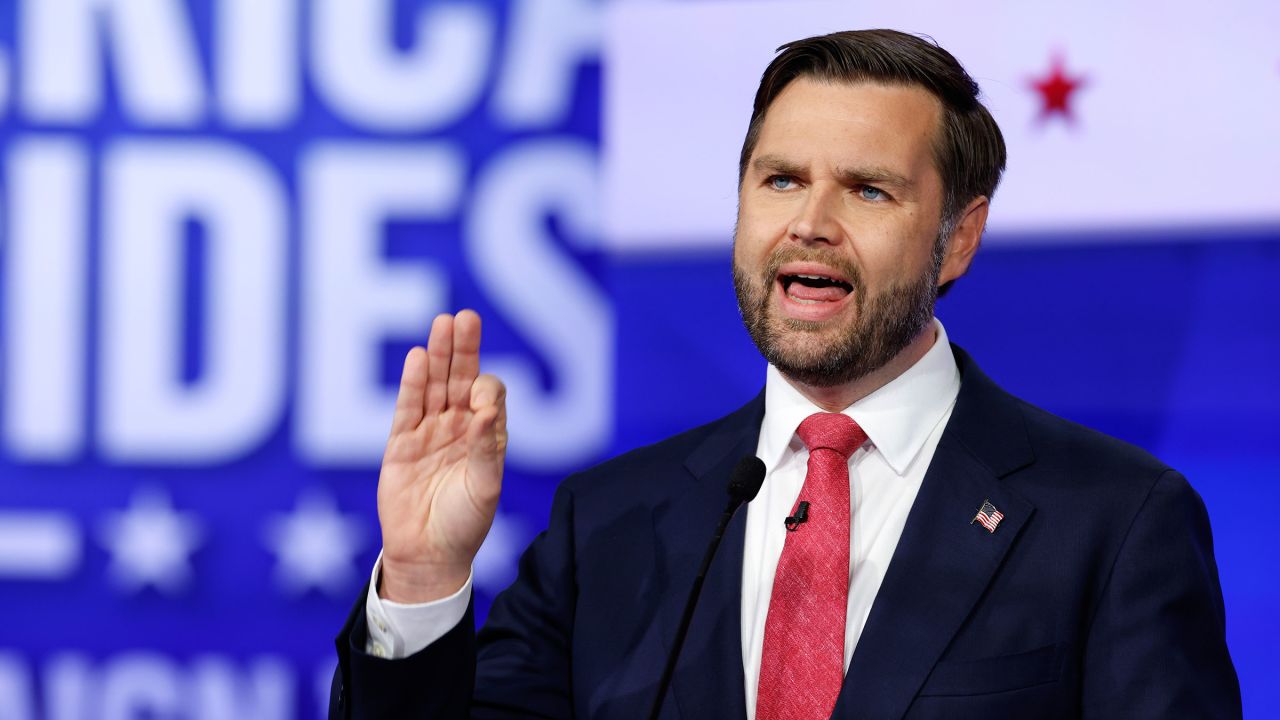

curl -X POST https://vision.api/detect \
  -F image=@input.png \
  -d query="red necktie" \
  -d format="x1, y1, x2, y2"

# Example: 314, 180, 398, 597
756, 412, 867, 720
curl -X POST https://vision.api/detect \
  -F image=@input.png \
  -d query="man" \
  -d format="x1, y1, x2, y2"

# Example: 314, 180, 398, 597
331, 30, 1240, 719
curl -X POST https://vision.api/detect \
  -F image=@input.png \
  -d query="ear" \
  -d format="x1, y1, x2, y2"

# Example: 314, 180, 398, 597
938, 195, 989, 287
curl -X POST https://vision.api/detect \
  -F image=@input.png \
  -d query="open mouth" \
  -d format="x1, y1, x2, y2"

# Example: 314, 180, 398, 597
779, 273, 854, 304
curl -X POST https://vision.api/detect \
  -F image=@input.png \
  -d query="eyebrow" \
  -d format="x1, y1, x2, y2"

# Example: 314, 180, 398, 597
752, 154, 915, 192
752, 154, 805, 178
836, 166, 915, 192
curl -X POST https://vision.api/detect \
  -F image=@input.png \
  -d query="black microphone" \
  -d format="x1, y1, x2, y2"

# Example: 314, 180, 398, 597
784, 501, 810, 531
648, 456, 766, 720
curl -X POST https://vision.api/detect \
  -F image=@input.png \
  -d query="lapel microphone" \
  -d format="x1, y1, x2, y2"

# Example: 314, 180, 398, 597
648, 456, 766, 720
784, 501, 810, 531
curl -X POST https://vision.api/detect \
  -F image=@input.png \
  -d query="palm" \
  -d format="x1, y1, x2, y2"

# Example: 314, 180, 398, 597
376, 311, 507, 602
380, 408, 490, 563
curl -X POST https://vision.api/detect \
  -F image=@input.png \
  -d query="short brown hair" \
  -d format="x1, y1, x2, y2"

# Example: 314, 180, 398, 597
738, 29, 1006, 243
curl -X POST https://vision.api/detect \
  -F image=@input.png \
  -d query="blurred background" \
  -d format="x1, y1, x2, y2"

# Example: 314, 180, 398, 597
0, 0, 1275, 717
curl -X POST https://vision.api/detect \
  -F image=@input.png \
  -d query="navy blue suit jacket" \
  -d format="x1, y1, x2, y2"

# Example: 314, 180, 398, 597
331, 346, 1240, 719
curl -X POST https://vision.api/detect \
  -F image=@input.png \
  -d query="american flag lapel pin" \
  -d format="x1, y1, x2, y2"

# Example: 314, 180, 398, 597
971, 499, 1004, 534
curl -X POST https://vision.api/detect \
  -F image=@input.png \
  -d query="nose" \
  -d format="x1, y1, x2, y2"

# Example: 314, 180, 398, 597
787, 185, 842, 245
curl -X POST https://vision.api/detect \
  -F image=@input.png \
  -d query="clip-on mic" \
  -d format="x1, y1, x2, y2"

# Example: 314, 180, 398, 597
784, 501, 810, 531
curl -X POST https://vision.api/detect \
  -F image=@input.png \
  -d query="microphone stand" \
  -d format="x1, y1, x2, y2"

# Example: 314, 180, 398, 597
647, 456, 763, 720
646, 499, 741, 720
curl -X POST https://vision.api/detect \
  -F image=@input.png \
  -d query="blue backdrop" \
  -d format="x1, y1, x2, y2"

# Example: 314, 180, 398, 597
0, 1, 1275, 718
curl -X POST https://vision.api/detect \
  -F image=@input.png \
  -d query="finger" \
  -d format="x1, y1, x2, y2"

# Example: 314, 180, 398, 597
424, 313, 454, 417
473, 374, 508, 447
466, 404, 506, 506
390, 346, 427, 433
448, 309, 482, 411
470, 373, 505, 412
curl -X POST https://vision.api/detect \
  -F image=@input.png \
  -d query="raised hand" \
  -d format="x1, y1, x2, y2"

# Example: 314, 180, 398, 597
376, 310, 507, 603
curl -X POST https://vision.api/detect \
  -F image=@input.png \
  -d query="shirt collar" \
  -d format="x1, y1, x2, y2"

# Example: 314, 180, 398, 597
757, 319, 961, 476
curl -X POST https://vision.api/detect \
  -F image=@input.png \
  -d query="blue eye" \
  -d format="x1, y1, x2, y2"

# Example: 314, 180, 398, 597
768, 175, 795, 190
860, 186, 885, 201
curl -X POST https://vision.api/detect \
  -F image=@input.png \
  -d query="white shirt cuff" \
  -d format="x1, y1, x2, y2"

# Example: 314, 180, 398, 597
364, 550, 473, 660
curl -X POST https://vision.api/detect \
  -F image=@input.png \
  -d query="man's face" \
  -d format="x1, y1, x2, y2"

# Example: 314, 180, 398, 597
733, 78, 949, 388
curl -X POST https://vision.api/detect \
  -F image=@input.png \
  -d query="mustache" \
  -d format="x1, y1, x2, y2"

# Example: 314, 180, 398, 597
761, 246, 865, 294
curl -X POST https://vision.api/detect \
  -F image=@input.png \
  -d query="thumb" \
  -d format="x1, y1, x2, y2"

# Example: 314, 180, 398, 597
466, 373, 506, 502
467, 404, 503, 458
466, 404, 505, 505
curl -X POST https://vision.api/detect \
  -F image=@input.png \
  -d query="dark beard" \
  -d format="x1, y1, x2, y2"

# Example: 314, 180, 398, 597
733, 242, 941, 388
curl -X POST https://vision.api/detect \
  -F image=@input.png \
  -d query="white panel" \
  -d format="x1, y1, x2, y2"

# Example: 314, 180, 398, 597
603, 0, 1280, 250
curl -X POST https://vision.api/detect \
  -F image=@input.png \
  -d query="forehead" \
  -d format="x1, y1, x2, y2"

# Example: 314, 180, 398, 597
753, 78, 943, 179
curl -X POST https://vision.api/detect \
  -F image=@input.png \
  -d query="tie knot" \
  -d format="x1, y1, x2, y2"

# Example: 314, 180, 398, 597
796, 412, 867, 460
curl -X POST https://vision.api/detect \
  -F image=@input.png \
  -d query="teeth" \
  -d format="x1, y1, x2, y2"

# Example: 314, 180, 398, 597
796, 274, 833, 281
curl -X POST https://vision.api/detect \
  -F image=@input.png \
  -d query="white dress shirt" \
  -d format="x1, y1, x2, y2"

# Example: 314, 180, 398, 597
741, 320, 959, 718
366, 321, 960, 717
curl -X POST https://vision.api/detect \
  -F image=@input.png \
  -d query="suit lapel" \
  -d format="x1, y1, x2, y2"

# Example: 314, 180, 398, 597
650, 393, 765, 720
835, 346, 1037, 720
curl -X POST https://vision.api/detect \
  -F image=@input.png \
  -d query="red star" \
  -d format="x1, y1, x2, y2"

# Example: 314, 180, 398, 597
1028, 54, 1087, 125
